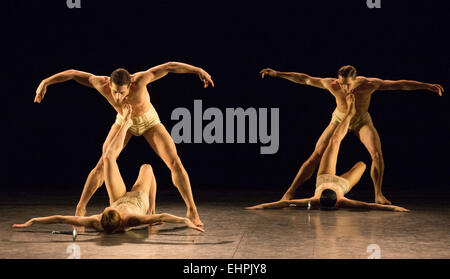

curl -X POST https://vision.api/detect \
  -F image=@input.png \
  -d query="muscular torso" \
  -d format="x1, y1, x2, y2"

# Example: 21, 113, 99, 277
324, 77, 378, 117
95, 76, 152, 117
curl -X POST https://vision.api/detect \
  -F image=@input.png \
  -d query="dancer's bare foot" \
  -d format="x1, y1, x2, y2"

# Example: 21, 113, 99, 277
186, 209, 204, 227
346, 93, 356, 117
75, 206, 86, 217
122, 103, 133, 127
184, 218, 205, 232
280, 191, 295, 201
375, 194, 392, 205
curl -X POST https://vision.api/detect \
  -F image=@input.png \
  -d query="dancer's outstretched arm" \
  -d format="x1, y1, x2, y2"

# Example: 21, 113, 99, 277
134, 62, 214, 88
35, 70, 105, 103
369, 78, 444, 96
12, 215, 100, 229
126, 213, 205, 232
246, 198, 317, 210
260, 68, 332, 90
338, 198, 409, 212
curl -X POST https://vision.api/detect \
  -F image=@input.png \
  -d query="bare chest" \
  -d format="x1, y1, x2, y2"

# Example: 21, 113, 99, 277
330, 87, 373, 113
124, 88, 149, 106
105, 87, 151, 116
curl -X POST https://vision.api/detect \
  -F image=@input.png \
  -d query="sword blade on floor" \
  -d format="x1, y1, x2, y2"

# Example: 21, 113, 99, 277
51, 228, 78, 241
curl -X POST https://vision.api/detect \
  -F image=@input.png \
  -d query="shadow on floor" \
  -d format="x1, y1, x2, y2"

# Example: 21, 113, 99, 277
10, 226, 234, 247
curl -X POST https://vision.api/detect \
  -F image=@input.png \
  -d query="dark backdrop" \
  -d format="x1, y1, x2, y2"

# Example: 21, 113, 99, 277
3, 1, 450, 198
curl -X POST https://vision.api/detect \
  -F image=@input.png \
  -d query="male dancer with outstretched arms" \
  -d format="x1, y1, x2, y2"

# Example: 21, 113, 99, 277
35, 62, 214, 226
260, 65, 443, 204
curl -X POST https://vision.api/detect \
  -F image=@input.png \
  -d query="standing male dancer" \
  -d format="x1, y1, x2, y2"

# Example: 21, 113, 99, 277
35, 62, 214, 226
13, 104, 205, 233
260, 65, 443, 204
246, 94, 409, 212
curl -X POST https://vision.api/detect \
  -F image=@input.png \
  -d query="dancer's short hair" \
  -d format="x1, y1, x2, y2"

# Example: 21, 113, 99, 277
110, 68, 131, 86
101, 209, 121, 233
320, 189, 338, 209
338, 65, 357, 78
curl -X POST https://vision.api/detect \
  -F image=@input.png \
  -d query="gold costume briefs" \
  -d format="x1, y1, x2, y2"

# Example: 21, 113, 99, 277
331, 108, 372, 132
115, 103, 161, 136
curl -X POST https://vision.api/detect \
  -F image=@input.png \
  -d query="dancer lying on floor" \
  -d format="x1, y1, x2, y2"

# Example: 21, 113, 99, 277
246, 94, 409, 212
13, 104, 204, 233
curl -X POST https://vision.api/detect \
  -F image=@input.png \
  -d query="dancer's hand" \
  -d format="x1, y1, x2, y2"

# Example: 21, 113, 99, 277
427, 83, 444, 96
390, 205, 410, 212
34, 80, 48, 103
197, 69, 214, 88
260, 68, 278, 78
12, 219, 35, 228
245, 204, 264, 210
184, 218, 205, 232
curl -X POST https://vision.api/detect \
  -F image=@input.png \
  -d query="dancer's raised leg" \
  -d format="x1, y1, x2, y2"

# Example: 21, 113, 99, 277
102, 104, 134, 204
317, 94, 356, 176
